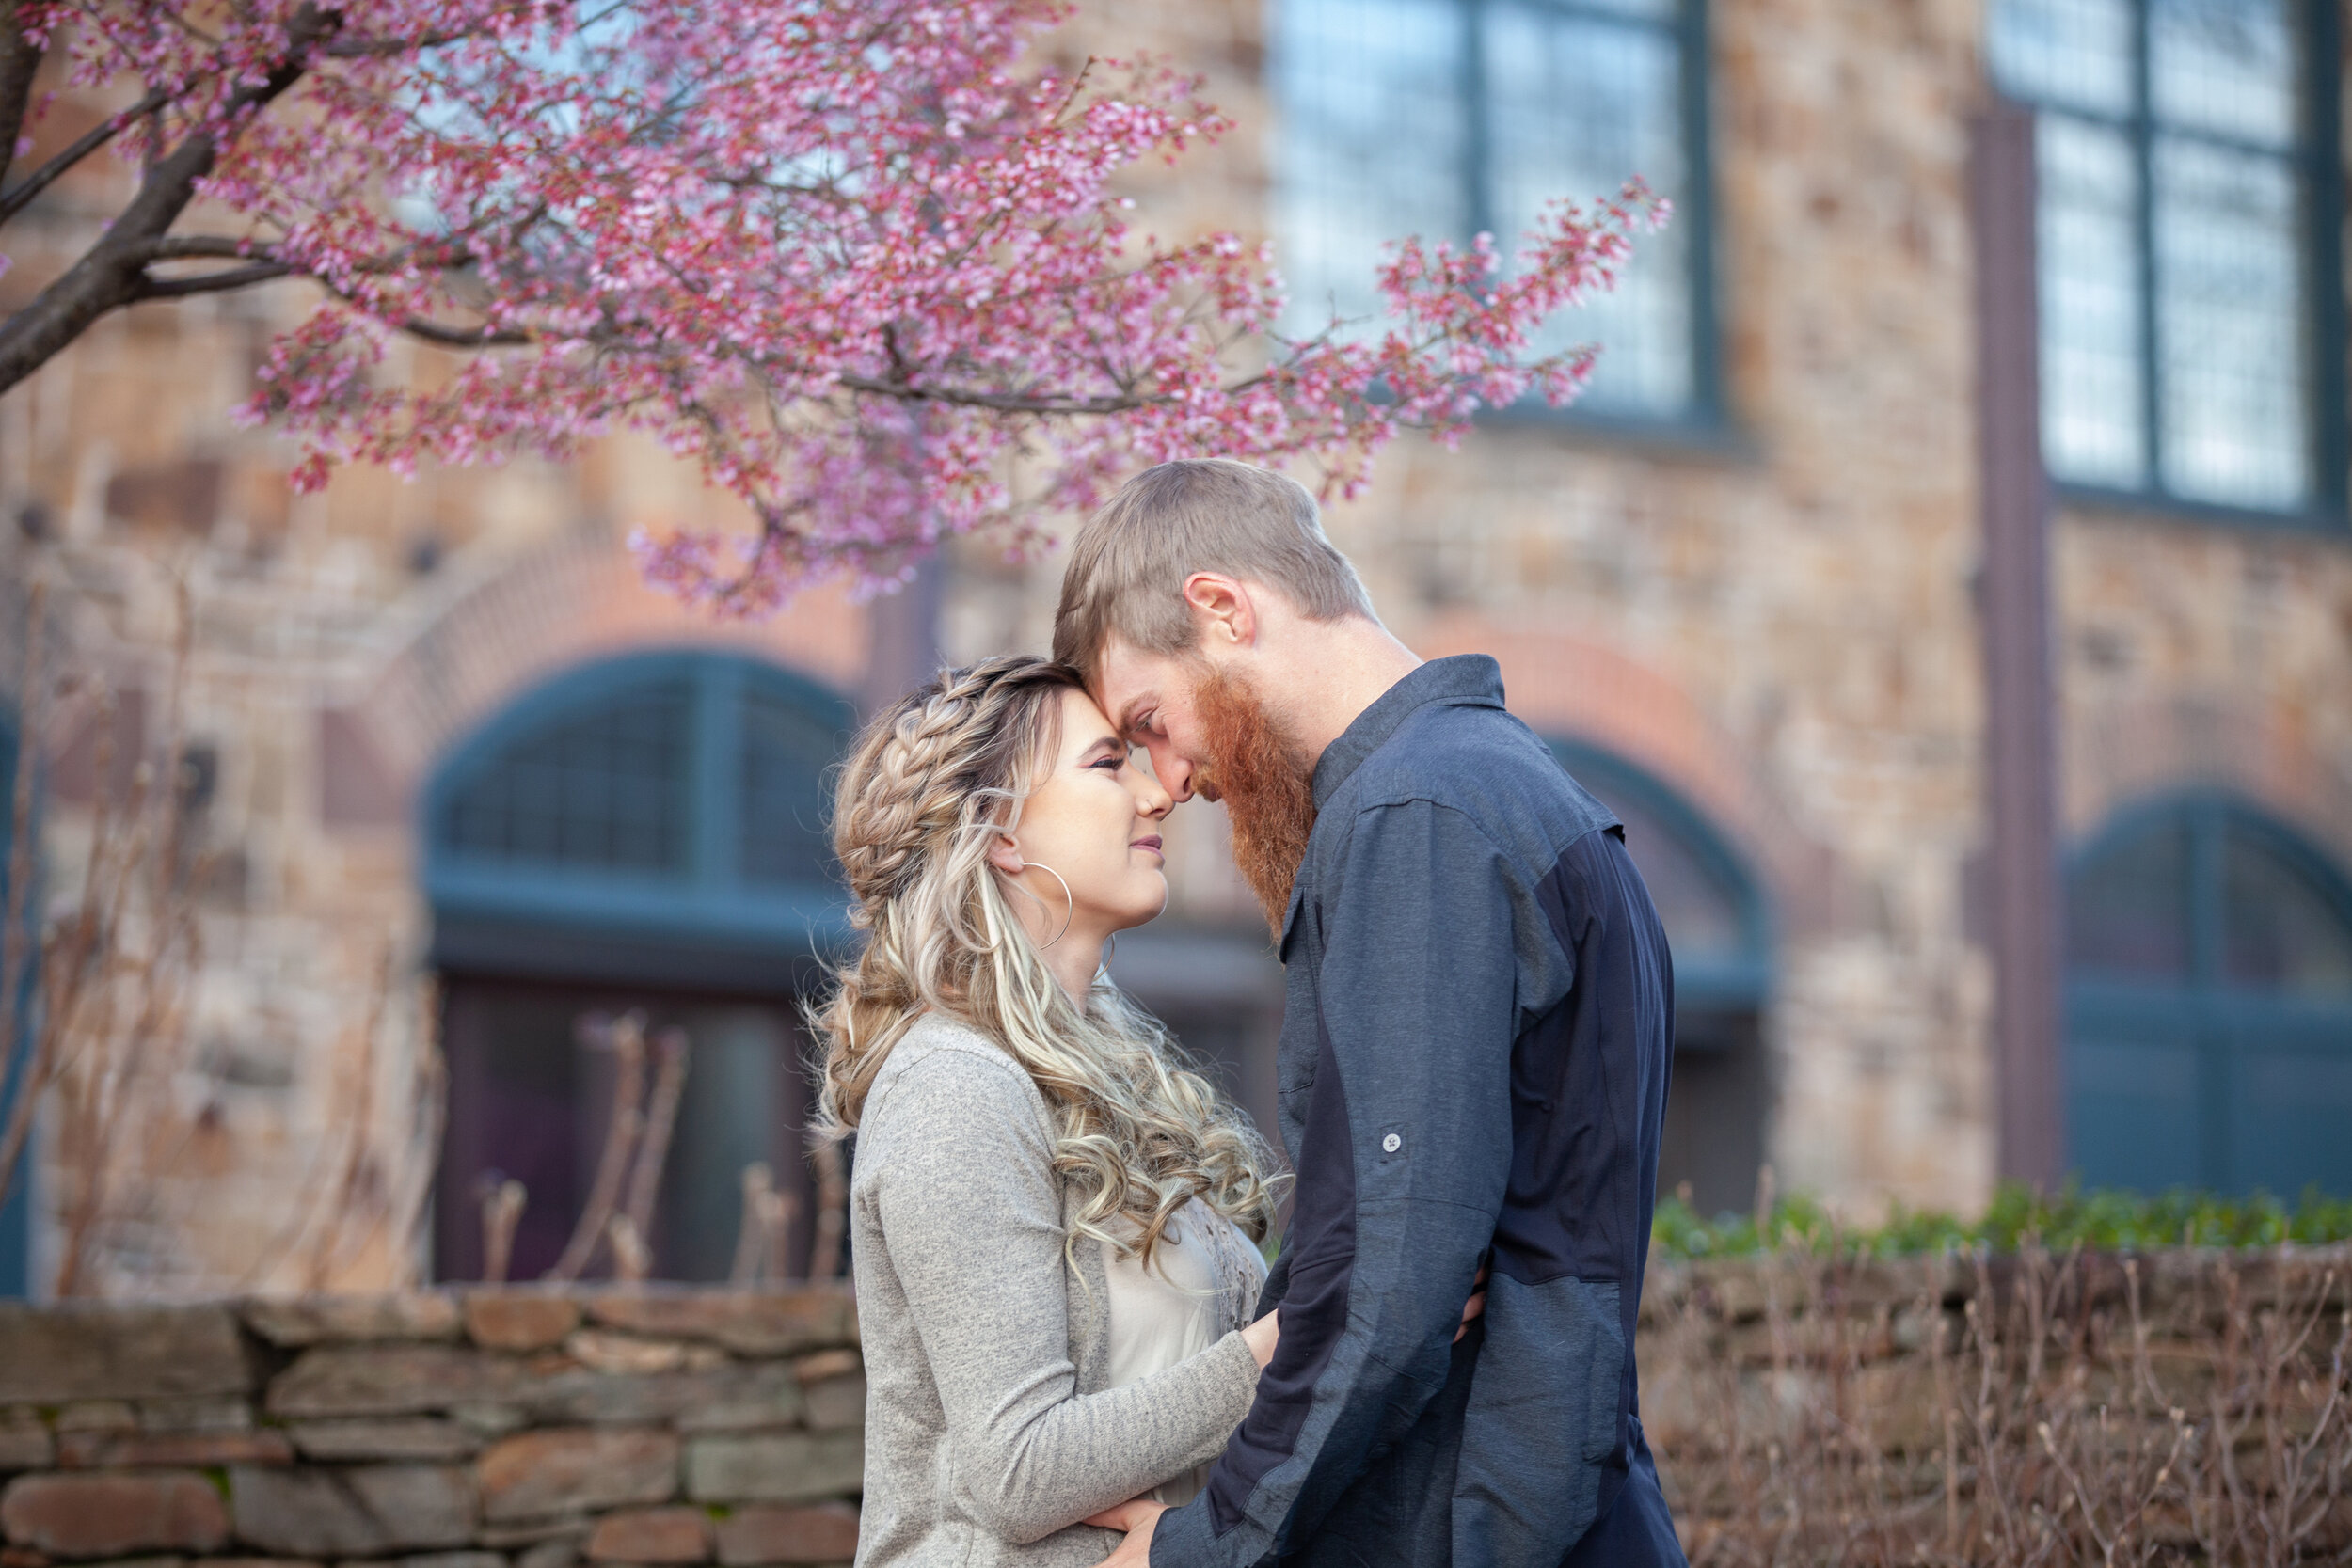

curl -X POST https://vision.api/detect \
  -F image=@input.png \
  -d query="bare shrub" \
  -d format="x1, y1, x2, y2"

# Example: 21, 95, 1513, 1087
1646, 1241, 2351, 1566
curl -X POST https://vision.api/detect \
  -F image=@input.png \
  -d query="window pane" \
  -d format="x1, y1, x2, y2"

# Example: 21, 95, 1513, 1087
1274, 0, 1471, 340
1483, 6, 1692, 413
2151, 0, 2296, 149
2153, 135, 2309, 507
2038, 115, 2149, 487
2069, 816, 2192, 982
740, 686, 839, 887
1990, 0, 2137, 117
444, 678, 692, 874
1563, 0, 1677, 17
2221, 823, 2352, 998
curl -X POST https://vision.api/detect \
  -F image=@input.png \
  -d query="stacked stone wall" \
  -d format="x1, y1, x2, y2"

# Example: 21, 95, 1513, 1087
0, 1290, 862, 1568
5, 1252, 2348, 1568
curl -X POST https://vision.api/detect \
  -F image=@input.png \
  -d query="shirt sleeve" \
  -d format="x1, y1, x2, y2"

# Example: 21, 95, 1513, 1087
1152, 799, 1521, 1568
874, 1050, 1263, 1544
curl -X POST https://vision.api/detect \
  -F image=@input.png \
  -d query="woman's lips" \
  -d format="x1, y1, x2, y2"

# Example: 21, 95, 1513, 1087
1131, 835, 1164, 855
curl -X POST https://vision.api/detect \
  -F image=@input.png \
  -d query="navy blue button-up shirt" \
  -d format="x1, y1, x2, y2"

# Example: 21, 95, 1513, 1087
1150, 656, 1683, 1568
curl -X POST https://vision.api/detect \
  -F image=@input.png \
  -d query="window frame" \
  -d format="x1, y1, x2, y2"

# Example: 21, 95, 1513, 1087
1998, 0, 2348, 532
2066, 787, 2352, 1004
421, 650, 856, 976
2063, 788, 2352, 1195
1273, 0, 1727, 437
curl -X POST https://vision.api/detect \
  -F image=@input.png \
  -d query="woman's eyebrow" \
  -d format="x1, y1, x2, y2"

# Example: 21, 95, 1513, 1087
1076, 733, 1123, 762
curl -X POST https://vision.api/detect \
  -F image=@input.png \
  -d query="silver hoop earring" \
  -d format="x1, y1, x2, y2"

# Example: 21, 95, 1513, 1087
1021, 862, 1075, 949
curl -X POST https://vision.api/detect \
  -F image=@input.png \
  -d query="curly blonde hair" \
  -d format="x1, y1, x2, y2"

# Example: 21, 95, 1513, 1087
812, 654, 1284, 1266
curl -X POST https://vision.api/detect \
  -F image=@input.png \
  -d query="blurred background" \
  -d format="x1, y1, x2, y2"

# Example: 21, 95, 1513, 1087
2, 0, 2348, 1298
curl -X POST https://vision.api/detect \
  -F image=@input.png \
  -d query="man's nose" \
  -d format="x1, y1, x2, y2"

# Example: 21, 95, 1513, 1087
1155, 748, 1196, 802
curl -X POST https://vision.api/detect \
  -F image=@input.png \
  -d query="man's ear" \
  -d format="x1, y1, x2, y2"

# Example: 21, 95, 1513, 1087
1183, 573, 1257, 650
986, 830, 1025, 877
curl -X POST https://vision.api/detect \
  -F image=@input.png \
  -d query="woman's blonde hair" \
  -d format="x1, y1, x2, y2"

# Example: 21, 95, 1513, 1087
812, 654, 1284, 1266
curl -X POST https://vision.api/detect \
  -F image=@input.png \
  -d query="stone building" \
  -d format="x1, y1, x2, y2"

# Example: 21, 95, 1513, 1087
3, 0, 2349, 1296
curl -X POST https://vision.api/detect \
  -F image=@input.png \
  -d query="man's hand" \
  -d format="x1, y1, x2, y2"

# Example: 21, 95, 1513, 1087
1085, 1498, 1165, 1568
1454, 1263, 1489, 1342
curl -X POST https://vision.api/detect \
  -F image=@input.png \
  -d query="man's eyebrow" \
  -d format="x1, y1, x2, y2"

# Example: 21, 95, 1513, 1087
1112, 695, 1152, 736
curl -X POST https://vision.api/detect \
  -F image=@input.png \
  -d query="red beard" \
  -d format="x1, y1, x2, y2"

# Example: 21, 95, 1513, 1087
1191, 665, 1318, 937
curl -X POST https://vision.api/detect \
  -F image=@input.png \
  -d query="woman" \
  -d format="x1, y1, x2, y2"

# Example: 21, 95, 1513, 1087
815, 654, 1286, 1568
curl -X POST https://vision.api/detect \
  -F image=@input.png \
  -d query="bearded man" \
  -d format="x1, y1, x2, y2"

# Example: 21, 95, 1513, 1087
1052, 459, 1687, 1568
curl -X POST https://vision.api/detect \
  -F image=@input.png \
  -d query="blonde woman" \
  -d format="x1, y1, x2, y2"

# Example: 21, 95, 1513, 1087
816, 655, 1286, 1568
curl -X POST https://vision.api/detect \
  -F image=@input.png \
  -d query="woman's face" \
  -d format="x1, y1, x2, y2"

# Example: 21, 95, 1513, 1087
1002, 686, 1174, 937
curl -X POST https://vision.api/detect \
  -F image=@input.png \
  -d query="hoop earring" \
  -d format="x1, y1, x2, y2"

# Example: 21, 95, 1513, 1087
1020, 862, 1075, 950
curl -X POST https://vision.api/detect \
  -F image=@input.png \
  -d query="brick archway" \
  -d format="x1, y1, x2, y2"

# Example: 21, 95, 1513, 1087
318, 536, 869, 831
2065, 694, 2352, 872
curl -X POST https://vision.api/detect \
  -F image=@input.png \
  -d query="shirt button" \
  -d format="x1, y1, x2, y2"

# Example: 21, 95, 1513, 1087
1382, 1133, 1402, 1153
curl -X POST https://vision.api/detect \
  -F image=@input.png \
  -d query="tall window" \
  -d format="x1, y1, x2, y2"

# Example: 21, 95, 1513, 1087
1990, 0, 2342, 516
1273, 0, 1714, 420
423, 652, 854, 1283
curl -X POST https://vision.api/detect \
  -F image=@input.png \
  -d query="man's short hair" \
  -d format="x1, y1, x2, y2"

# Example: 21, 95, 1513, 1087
1051, 458, 1376, 678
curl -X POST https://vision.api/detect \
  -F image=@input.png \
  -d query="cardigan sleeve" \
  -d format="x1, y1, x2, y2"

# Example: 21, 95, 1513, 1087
869, 1045, 1262, 1544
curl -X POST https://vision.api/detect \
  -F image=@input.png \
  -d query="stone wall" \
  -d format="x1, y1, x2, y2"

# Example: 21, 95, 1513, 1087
0, 1290, 862, 1568
3, 1254, 2346, 1568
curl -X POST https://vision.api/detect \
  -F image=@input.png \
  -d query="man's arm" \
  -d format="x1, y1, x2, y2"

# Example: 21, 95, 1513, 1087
1149, 799, 1522, 1568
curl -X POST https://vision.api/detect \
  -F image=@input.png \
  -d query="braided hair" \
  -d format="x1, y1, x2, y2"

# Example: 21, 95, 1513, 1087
812, 655, 1283, 1264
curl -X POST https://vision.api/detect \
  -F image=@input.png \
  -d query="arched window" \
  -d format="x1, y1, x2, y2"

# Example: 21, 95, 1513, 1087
421, 651, 854, 1283
1547, 739, 1772, 1212
423, 650, 853, 973
2067, 794, 2352, 1197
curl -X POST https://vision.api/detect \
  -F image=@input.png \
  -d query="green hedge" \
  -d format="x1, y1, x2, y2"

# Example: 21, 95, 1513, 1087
1651, 1182, 2352, 1260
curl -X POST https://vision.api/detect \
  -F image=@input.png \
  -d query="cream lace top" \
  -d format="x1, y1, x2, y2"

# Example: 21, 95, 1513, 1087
1100, 1197, 1270, 1505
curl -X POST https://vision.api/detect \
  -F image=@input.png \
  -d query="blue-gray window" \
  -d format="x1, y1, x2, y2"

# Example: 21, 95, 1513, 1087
1990, 0, 2344, 518
425, 650, 852, 957
2066, 794, 2352, 1196
1273, 0, 1716, 420
424, 653, 852, 1284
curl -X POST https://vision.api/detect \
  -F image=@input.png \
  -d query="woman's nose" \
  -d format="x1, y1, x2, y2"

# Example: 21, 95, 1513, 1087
1135, 773, 1172, 819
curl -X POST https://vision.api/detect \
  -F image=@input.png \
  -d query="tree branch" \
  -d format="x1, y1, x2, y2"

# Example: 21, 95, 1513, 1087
0, 85, 174, 228
393, 315, 530, 348
0, 1, 44, 188
834, 370, 1224, 418
0, 5, 334, 394
135, 261, 293, 297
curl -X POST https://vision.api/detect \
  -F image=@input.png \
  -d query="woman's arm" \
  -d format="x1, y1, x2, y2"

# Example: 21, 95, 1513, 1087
874, 1048, 1263, 1544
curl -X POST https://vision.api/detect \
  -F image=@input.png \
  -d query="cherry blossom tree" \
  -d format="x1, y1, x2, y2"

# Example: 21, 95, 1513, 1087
0, 0, 1661, 610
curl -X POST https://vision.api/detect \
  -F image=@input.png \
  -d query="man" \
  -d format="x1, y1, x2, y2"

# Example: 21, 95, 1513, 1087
1052, 459, 1687, 1568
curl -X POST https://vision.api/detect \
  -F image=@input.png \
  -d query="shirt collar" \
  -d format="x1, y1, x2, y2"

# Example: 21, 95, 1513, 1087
1310, 654, 1506, 811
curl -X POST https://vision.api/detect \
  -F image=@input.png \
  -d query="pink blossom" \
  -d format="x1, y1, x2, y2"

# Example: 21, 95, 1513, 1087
3, 0, 1660, 610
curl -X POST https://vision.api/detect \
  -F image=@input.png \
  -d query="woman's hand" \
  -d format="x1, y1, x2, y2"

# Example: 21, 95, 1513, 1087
1455, 1263, 1489, 1342
1085, 1497, 1166, 1568
1241, 1306, 1279, 1369
1083, 1497, 1167, 1532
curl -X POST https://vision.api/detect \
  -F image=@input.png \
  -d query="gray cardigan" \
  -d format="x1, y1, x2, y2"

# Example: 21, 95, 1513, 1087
849, 1014, 1263, 1568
